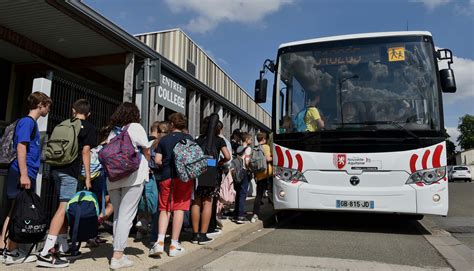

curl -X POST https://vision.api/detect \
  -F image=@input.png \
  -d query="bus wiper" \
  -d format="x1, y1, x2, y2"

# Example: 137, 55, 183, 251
337, 121, 420, 141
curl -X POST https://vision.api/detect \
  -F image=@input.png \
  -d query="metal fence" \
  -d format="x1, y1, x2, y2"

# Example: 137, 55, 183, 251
41, 74, 121, 220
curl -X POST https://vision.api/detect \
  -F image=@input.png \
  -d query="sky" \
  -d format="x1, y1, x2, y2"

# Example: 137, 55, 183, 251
86, 0, 474, 148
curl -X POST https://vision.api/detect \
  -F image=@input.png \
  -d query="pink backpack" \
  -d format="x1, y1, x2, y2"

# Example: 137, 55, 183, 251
219, 172, 236, 205
98, 125, 141, 182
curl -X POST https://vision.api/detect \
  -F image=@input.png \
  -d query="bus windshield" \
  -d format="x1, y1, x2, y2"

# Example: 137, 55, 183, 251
276, 37, 441, 134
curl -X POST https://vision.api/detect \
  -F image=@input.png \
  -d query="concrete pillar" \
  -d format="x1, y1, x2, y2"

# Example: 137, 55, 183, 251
231, 115, 240, 133
188, 90, 201, 138
123, 53, 134, 102
203, 98, 212, 118
157, 105, 165, 121
216, 104, 223, 120
223, 110, 231, 139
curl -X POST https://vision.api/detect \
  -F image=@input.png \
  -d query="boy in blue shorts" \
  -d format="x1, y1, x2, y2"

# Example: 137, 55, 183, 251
0, 92, 52, 265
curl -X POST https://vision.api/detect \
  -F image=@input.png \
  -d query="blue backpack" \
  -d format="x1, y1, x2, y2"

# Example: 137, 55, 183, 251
294, 109, 308, 132
66, 191, 99, 251
138, 174, 158, 214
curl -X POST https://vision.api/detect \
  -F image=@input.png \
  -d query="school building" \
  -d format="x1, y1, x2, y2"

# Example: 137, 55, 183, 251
0, 1, 270, 219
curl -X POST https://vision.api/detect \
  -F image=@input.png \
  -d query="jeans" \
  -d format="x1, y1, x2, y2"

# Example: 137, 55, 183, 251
252, 178, 268, 217
234, 173, 250, 218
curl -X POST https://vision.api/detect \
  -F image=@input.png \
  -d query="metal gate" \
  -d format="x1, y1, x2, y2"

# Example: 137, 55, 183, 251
41, 73, 122, 220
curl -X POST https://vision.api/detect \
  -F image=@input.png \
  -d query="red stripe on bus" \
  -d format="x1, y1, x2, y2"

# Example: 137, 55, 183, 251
422, 150, 430, 170
295, 154, 303, 172
410, 154, 418, 173
285, 150, 293, 169
432, 145, 443, 168
275, 145, 284, 167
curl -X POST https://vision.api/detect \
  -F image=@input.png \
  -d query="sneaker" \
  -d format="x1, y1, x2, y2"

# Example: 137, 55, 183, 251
198, 234, 213, 245
190, 233, 200, 244
251, 214, 259, 223
110, 255, 134, 270
135, 231, 144, 240
149, 241, 164, 257
36, 253, 69, 268
169, 243, 185, 257
4, 249, 37, 265
235, 216, 250, 224
135, 219, 148, 233
206, 229, 222, 238
58, 249, 82, 261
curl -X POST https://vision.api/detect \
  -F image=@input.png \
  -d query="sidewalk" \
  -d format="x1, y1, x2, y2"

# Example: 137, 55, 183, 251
1, 197, 275, 271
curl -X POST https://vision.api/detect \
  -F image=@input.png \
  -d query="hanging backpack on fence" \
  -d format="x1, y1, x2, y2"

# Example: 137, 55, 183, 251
80, 144, 103, 181
98, 125, 141, 182
138, 175, 158, 214
249, 145, 267, 174
173, 138, 207, 183
0, 117, 37, 168
219, 172, 236, 205
5, 190, 47, 262
44, 118, 81, 166
66, 191, 99, 252
230, 156, 246, 184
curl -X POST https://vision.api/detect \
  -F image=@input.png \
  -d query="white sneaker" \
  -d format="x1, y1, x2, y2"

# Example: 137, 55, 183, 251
251, 214, 259, 223
149, 241, 164, 257
207, 229, 223, 238
4, 249, 37, 265
169, 243, 185, 257
110, 255, 134, 270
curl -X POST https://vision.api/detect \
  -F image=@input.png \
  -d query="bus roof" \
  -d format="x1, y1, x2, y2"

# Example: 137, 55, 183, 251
279, 31, 432, 49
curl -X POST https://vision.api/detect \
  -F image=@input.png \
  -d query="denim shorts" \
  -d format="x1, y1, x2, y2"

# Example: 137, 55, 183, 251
51, 170, 78, 202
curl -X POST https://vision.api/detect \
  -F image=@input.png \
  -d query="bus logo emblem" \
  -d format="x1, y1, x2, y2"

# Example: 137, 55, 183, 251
333, 154, 347, 169
350, 176, 360, 186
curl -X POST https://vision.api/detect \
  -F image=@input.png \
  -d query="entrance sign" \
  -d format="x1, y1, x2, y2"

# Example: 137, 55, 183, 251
155, 72, 186, 114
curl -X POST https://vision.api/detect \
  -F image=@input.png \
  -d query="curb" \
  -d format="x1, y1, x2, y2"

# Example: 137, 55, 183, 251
156, 209, 276, 270
417, 218, 474, 271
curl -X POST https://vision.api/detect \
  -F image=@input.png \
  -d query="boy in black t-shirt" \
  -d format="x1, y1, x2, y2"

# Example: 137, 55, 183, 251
38, 99, 97, 268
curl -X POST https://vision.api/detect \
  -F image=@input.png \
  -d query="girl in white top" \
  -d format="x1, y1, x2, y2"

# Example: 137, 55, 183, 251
103, 102, 151, 270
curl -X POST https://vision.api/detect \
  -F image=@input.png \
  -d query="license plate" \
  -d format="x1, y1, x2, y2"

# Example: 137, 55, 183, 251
336, 200, 374, 209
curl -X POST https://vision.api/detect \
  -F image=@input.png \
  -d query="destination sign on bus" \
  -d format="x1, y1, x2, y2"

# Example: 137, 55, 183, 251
312, 47, 379, 66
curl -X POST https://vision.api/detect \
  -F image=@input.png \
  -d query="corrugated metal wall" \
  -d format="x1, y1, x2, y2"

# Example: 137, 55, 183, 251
137, 29, 271, 128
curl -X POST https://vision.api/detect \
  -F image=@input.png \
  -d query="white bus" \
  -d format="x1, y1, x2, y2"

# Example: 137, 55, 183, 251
254, 31, 457, 219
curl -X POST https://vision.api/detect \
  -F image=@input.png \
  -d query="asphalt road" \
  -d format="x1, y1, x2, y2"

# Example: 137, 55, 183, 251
426, 182, 474, 249
235, 212, 450, 269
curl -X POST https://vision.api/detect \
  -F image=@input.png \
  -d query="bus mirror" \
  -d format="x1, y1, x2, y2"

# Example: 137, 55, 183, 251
255, 79, 267, 103
440, 68, 456, 93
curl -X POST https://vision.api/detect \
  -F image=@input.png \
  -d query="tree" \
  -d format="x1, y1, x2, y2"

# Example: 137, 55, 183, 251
457, 114, 474, 150
446, 139, 456, 165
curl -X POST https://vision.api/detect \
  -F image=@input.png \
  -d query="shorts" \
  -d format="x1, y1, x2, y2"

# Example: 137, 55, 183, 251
51, 170, 78, 202
6, 168, 36, 200
159, 178, 193, 212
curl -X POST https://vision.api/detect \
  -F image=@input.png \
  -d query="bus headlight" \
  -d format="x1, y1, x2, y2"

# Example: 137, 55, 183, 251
406, 167, 446, 185
274, 166, 307, 183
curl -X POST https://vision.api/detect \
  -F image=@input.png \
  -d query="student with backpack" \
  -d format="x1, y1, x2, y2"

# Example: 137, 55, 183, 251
251, 132, 273, 223
149, 113, 195, 257
233, 133, 253, 224
0, 91, 51, 265
191, 115, 230, 245
38, 99, 97, 268
98, 102, 151, 270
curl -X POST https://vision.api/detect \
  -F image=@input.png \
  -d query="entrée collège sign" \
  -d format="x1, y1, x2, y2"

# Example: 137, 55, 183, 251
155, 73, 186, 114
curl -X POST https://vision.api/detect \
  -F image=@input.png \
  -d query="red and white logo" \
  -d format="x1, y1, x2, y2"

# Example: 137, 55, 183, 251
333, 154, 347, 169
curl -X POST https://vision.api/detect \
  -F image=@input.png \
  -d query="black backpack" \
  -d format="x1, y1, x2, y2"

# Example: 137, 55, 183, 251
4, 190, 47, 261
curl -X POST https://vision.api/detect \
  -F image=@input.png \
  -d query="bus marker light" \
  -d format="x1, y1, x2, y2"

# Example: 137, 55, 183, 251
433, 194, 440, 202
279, 191, 286, 198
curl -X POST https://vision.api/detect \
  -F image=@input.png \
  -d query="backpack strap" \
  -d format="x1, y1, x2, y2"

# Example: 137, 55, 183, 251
70, 192, 84, 252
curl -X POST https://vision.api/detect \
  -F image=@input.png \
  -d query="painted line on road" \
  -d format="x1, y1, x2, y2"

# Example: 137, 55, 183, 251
417, 219, 474, 270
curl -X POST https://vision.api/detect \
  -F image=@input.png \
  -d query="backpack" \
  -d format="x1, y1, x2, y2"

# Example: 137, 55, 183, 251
294, 108, 308, 132
249, 144, 267, 174
219, 172, 236, 205
44, 118, 81, 166
98, 125, 141, 182
66, 191, 99, 251
5, 190, 47, 262
138, 174, 158, 214
0, 117, 37, 168
230, 156, 246, 184
173, 138, 207, 183
80, 145, 103, 180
